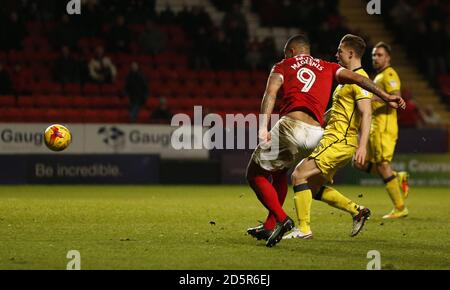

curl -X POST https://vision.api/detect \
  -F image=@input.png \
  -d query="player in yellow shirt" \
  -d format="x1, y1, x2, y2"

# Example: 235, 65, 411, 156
284, 35, 405, 240
353, 42, 410, 219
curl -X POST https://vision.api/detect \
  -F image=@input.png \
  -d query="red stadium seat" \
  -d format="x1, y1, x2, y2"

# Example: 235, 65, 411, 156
100, 84, 121, 96
0, 95, 16, 106
32, 82, 63, 95
22, 108, 44, 122
64, 83, 82, 96
117, 97, 129, 107
98, 109, 116, 123
154, 52, 176, 68
233, 70, 251, 82
26, 21, 44, 35
82, 83, 101, 96
17, 96, 34, 107
137, 109, 151, 123
101, 109, 129, 123
33, 95, 53, 108
32, 66, 52, 82
59, 108, 82, 123
90, 96, 121, 108
159, 67, 179, 83
212, 86, 227, 99
45, 108, 65, 123
171, 84, 190, 99
83, 109, 104, 123
250, 71, 267, 84
183, 70, 198, 84
216, 71, 233, 82
78, 38, 105, 55
72, 96, 91, 108
54, 96, 73, 108
145, 98, 159, 109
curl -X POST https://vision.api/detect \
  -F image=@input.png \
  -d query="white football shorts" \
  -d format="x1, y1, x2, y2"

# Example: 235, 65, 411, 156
251, 116, 324, 171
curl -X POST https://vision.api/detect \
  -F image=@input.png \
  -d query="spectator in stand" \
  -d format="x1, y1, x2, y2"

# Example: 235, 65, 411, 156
397, 89, 422, 128
151, 97, 173, 124
108, 15, 131, 53
11, 64, 32, 94
80, 0, 102, 37
0, 11, 26, 51
389, 0, 413, 35
260, 36, 278, 70
139, 20, 167, 55
0, 63, 12, 95
188, 6, 213, 36
222, 3, 248, 69
177, 5, 192, 26
158, 5, 177, 25
210, 29, 231, 69
53, 14, 79, 49
127, 0, 156, 24
191, 25, 211, 69
88, 46, 117, 83
420, 104, 443, 128
427, 21, 448, 79
54, 46, 81, 83
386, 0, 450, 83
246, 38, 262, 70
125, 62, 148, 122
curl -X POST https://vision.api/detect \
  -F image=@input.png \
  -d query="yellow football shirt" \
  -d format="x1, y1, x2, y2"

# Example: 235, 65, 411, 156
324, 68, 372, 146
371, 66, 401, 134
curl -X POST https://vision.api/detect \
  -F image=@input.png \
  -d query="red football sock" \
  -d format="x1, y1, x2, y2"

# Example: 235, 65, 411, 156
264, 171, 288, 230
248, 174, 288, 227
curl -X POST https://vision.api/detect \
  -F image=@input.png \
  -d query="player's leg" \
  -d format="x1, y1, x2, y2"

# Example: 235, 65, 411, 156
263, 170, 288, 230
355, 161, 410, 200
396, 171, 410, 198
353, 159, 379, 175
283, 169, 325, 240
290, 158, 322, 236
306, 138, 370, 237
314, 185, 371, 237
376, 161, 408, 219
245, 160, 288, 228
358, 130, 410, 200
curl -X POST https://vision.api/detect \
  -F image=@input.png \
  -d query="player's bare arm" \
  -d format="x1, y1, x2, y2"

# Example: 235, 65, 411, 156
372, 89, 401, 104
354, 98, 371, 166
259, 73, 283, 142
336, 69, 406, 109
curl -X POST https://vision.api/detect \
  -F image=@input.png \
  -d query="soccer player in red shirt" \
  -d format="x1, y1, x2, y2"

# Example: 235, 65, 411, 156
246, 34, 404, 247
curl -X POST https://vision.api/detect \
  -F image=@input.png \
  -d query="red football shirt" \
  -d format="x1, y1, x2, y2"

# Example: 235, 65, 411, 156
271, 54, 342, 125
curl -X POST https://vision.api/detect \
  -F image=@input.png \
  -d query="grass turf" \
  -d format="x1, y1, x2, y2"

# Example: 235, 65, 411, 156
0, 185, 449, 270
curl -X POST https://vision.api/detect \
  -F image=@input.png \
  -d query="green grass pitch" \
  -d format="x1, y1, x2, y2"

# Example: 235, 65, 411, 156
0, 185, 449, 270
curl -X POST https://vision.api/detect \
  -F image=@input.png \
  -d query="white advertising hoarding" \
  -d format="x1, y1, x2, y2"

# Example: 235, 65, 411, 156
0, 123, 208, 159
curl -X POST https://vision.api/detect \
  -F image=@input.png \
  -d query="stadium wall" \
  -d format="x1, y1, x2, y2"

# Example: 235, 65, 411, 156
0, 123, 448, 185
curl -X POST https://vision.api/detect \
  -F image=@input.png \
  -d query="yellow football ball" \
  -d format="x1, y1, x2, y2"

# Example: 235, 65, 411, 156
44, 124, 72, 152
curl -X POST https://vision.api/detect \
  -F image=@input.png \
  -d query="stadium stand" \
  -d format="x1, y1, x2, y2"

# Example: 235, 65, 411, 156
0, 0, 448, 128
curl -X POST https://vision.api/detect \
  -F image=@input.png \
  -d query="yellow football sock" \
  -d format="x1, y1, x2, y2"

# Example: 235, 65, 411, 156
385, 175, 405, 211
293, 184, 312, 233
320, 186, 359, 216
